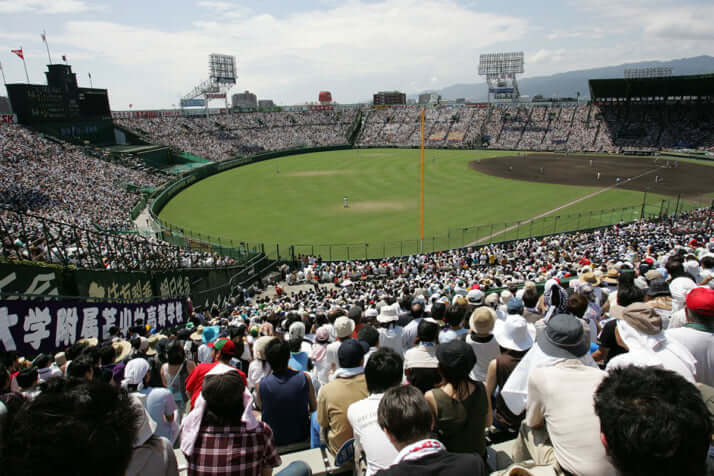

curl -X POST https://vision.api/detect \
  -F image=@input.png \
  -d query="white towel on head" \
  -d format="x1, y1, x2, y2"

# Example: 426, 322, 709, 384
605, 320, 697, 383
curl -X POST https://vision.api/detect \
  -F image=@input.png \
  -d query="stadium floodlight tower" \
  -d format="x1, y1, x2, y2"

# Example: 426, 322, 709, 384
478, 52, 524, 103
624, 67, 673, 79
181, 54, 237, 117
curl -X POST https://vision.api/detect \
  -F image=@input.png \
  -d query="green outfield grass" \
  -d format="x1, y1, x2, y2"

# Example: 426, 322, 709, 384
158, 149, 688, 259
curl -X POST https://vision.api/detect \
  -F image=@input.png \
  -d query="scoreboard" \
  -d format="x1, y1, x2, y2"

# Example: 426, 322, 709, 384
6, 64, 110, 124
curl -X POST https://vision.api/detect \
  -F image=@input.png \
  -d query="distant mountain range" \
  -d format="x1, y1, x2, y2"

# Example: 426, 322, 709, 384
413, 55, 714, 102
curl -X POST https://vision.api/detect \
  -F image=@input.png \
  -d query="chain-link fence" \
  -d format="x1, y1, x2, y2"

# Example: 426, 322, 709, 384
259, 197, 710, 261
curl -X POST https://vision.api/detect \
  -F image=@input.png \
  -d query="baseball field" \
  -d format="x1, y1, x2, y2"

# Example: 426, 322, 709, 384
157, 149, 714, 259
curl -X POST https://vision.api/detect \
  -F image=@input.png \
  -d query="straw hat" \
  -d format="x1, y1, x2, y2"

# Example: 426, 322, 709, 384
254, 336, 275, 361
78, 337, 98, 348
190, 325, 204, 342
112, 340, 132, 363
579, 271, 601, 287
603, 268, 619, 285
469, 307, 496, 335
146, 335, 161, 356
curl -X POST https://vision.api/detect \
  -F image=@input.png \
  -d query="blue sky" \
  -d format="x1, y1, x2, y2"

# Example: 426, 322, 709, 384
1, 0, 712, 108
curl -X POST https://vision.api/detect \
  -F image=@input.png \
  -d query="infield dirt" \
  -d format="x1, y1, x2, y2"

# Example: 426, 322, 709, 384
470, 154, 714, 202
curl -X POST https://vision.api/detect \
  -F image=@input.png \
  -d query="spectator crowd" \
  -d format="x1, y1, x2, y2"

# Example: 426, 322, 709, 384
116, 110, 358, 162
1, 205, 713, 475
356, 102, 714, 154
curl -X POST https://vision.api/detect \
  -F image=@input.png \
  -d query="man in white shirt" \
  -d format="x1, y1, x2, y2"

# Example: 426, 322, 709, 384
347, 348, 403, 476
513, 314, 617, 476
667, 287, 714, 386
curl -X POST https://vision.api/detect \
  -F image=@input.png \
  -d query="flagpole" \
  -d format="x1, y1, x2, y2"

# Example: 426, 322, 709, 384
420, 107, 425, 253
88, 73, 93, 88
20, 47, 30, 83
42, 31, 53, 64
0, 62, 7, 86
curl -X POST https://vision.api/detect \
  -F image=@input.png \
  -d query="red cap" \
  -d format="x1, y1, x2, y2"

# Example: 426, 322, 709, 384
471, 284, 480, 290
214, 338, 237, 357
644, 257, 654, 265
686, 287, 714, 317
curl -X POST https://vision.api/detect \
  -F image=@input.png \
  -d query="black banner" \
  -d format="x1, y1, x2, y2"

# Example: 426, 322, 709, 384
0, 298, 185, 356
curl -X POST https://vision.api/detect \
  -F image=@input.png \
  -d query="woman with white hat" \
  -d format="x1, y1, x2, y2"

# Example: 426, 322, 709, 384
247, 336, 275, 392
465, 307, 500, 382
123, 358, 178, 443
485, 314, 533, 434
376, 302, 404, 355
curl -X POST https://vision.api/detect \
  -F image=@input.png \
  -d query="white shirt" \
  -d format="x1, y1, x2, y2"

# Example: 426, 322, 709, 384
347, 394, 398, 476
378, 326, 405, 355
667, 326, 714, 386
247, 360, 271, 391
527, 361, 617, 476
465, 333, 500, 382
668, 308, 688, 329
401, 318, 423, 350
197, 344, 213, 364
326, 340, 342, 373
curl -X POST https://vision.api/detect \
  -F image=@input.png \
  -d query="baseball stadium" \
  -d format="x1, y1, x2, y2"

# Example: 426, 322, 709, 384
1, 20, 714, 476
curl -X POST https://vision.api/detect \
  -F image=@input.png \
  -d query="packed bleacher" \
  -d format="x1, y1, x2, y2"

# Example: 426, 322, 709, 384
116, 109, 358, 162
355, 102, 714, 154
0, 124, 238, 270
2, 205, 713, 475
0, 124, 163, 230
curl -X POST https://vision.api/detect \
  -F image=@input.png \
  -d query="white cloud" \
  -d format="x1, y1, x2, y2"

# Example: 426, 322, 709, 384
0, 0, 97, 14
569, 0, 714, 41
197, 1, 234, 11
644, 9, 714, 40
529, 49, 566, 65
197, 1, 252, 19
51, 0, 528, 107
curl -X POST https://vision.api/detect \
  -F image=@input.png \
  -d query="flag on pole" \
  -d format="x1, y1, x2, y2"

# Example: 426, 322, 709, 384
62, 55, 67, 62
41, 31, 46, 42
11, 48, 24, 60
88, 72, 92, 79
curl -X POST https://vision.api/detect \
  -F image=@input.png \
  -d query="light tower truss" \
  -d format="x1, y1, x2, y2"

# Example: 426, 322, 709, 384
181, 54, 237, 115
478, 52, 524, 103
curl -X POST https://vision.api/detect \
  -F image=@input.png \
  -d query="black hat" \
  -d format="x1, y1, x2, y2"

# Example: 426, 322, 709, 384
646, 279, 671, 298
435, 339, 476, 378
338, 339, 369, 368
536, 313, 589, 359
348, 305, 363, 321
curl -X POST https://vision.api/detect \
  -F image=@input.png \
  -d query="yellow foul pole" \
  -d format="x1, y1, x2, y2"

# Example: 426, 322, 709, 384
420, 108, 425, 252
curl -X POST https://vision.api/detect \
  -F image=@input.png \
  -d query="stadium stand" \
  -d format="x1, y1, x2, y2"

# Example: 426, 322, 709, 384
2, 73, 714, 476
116, 109, 358, 162
0, 124, 164, 230
355, 101, 713, 153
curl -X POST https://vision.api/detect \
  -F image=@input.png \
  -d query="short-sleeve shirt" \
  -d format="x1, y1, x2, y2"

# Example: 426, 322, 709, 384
597, 320, 627, 364
139, 387, 177, 441
188, 421, 281, 476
